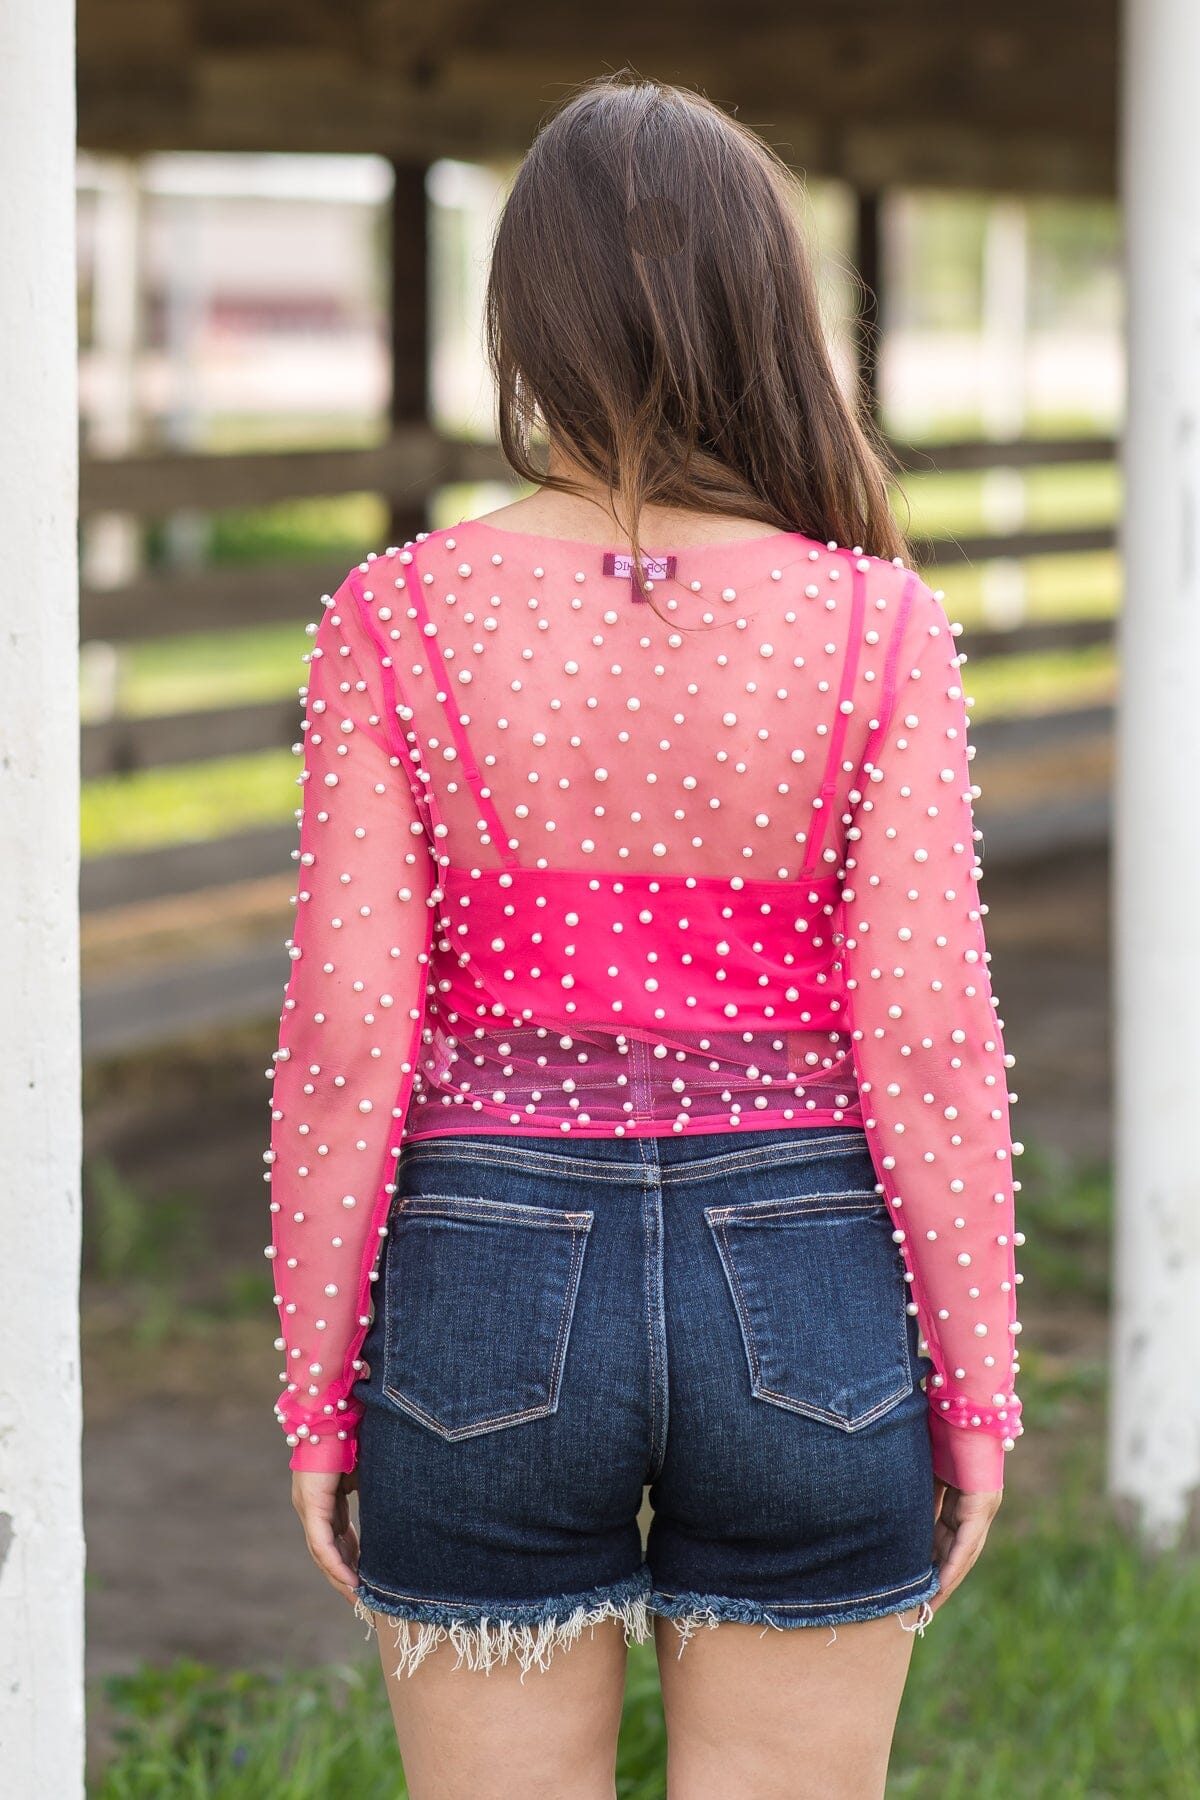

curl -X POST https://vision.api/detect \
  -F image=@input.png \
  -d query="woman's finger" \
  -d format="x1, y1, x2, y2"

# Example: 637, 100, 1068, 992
293, 1473, 361, 1602
303, 1510, 359, 1600
928, 1489, 1001, 1615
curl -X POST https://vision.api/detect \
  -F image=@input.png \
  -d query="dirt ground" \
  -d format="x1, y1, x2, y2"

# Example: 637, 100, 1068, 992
80, 845, 1113, 1776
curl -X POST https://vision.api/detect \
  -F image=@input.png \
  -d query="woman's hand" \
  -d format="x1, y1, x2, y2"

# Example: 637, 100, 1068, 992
292, 1469, 361, 1604
928, 1478, 1002, 1614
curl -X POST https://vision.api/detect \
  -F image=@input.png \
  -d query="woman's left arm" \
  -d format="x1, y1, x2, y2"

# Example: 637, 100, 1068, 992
266, 561, 437, 1475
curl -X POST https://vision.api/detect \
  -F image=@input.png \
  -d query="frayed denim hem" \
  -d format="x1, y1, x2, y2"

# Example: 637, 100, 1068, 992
646, 1565, 941, 1657
353, 1566, 654, 1681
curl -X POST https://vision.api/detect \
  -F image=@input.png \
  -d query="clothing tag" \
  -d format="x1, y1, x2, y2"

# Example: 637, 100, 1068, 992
602, 550, 676, 601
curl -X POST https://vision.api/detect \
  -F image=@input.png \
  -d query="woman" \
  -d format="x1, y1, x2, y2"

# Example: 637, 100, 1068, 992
269, 69, 1023, 1800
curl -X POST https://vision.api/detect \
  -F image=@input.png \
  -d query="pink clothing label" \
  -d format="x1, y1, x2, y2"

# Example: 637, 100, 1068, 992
602, 550, 676, 597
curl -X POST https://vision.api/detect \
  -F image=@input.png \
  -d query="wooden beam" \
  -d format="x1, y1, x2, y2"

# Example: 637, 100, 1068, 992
389, 160, 432, 548
74, 2, 1119, 195
79, 780, 1112, 1057
971, 700, 1113, 756
82, 939, 289, 1057
79, 428, 509, 516
78, 544, 1118, 654
81, 696, 301, 777
81, 823, 297, 912
913, 525, 1115, 566
77, 431, 1114, 526
963, 618, 1114, 661
78, 701, 1114, 917
974, 788, 1110, 865
81, 556, 359, 643
78, 623, 1116, 781
891, 433, 1116, 473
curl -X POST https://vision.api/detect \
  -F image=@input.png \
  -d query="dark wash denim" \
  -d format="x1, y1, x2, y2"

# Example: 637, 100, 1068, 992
352, 1124, 940, 1650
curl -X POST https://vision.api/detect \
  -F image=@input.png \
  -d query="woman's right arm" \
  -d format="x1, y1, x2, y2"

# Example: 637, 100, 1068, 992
267, 562, 438, 1477
839, 573, 1024, 1497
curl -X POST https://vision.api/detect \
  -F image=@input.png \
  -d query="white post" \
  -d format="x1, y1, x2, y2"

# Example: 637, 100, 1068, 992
81, 154, 145, 591
1109, 0, 1200, 1549
0, 3, 85, 1793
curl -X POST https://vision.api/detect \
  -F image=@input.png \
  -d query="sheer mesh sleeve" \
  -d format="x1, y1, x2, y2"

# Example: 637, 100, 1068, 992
840, 576, 1024, 1492
266, 562, 437, 1474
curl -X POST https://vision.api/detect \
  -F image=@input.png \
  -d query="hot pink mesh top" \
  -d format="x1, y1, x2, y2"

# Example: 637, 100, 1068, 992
266, 518, 1024, 1493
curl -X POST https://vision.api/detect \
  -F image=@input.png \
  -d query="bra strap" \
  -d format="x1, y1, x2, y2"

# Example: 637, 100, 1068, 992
800, 560, 868, 877
397, 550, 521, 869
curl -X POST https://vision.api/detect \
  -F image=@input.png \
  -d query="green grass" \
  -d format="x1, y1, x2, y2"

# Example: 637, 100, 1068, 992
82, 749, 297, 858
84, 1153, 272, 1342
95, 550, 1119, 726
1011, 1138, 1111, 1306
93, 1634, 670, 1799
92, 1476, 1200, 1798
965, 640, 1114, 719
78, 457, 1122, 859
81, 637, 1115, 859
90, 1145, 1200, 1797
897, 459, 1120, 545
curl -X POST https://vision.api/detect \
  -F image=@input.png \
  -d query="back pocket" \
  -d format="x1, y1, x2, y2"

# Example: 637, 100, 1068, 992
705, 1189, 912, 1430
382, 1193, 594, 1441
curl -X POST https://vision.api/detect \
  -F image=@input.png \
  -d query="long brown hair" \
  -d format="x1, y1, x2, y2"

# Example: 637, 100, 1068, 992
484, 68, 912, 608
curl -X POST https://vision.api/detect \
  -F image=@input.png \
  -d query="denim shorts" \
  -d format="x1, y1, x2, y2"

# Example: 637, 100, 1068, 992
351, 1125, 940, 1678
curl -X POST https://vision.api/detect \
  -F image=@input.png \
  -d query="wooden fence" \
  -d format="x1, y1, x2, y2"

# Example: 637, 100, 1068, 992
79, 428, 1117, 1056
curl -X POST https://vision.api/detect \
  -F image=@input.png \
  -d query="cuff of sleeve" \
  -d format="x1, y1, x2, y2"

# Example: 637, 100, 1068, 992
288, 1433, 359, 1475
927, 1408, 1007, 1493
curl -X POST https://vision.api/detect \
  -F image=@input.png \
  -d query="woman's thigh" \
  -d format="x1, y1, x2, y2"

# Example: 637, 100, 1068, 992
653, 1605, 921, 1800
371, 1609, 630, 1800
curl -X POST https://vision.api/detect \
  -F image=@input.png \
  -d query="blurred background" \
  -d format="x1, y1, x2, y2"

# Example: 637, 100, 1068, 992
60, 6, 1192, 1796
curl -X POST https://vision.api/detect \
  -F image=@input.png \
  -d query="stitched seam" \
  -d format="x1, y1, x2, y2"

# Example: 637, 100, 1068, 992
712, 1219, 761, 1386
707, 1215, 912, 1425
858, 567, 921, 774
381, 1209, 591, 1436
348, 574, 443, 848
378, 1385, 557, 1436
639, 1136, 658, 1471
358, 1569, 650, 1608
751, 1379, 914, 1429
392, 1194, 595, 1229
662, 1135, 872, 1183
395, 1147, 650, 1179
703, 1193, 881, 1223
393, 1133, 872, 1185
650, 1570, 935, 1613
547, 1225, 589, 1414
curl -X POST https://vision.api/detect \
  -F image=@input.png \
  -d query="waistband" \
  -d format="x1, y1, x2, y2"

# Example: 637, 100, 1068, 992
397, 1123, 872, 1186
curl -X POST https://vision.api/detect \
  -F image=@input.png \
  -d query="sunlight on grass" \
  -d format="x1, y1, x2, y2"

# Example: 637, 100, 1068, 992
964, 642, 1115, 719
104, 624, 309, 720
92, 1485, 1199, 1799
914, 551, 1119, 629
80, 460, 1120, 857
99, 552, 1118, 724
897, 459, 1120, 543
80, 641, 1114, 859
82, 750, 296, 858
92, 1145, 1189, 1800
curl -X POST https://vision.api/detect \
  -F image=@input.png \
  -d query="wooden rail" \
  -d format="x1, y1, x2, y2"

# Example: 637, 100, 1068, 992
80, 702, 1116, 921
79, 617, 1116, 782
80, 427, 511, 517
78, 431, 1121, 1051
